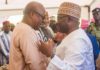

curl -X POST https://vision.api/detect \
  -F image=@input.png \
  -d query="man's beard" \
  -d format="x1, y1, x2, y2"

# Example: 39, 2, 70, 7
4, 31, 9, 34
56, 22, 69, 34
95, 20, 100, 26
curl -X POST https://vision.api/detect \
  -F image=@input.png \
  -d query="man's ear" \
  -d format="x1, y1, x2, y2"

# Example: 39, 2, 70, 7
29, 12, 34, 18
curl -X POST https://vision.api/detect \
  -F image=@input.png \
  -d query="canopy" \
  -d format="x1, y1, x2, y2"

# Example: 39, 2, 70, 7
0, 0, 94, 9
0, 0, 100, 27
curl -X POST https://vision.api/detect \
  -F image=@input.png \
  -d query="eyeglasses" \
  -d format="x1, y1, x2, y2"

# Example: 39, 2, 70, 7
32, 9, 45, 20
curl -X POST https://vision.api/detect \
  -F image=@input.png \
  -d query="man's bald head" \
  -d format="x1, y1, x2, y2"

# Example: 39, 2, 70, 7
23, 1, 45, 17
22, 1, 46, 30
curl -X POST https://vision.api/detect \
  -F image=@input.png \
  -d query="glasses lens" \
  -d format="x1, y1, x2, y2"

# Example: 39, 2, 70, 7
32, 9, 45, 20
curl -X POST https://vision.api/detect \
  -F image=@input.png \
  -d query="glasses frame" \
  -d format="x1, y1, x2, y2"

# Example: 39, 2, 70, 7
32, 9, 45, 20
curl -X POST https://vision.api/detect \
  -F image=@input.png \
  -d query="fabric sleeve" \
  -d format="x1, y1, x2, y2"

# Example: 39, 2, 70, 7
20, 31, 46, 70
47, 39, 94, 70
0, 37, 9, 59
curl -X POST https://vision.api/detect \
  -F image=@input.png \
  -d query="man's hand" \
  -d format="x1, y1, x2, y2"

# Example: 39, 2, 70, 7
54, 32, 65, 43
38, 39, 55, 57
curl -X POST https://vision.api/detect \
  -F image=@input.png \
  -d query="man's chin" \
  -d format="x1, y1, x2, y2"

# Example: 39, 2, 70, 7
34, 27, 39, 30
4, 31, 9, 34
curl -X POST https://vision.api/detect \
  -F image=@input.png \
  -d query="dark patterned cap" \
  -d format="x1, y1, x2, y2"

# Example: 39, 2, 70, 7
58, 2, 81, 19
92, 8, 100, 13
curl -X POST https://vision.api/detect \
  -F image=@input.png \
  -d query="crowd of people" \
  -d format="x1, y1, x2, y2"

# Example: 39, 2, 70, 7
0, 1, 100, 70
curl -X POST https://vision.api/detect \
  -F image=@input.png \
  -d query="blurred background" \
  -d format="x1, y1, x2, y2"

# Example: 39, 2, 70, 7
0, 0, 100, 28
